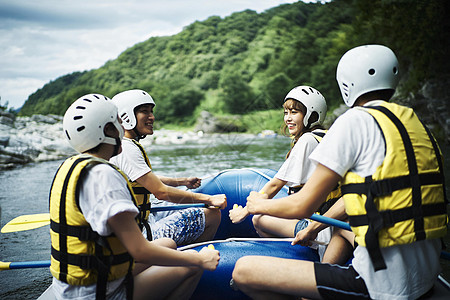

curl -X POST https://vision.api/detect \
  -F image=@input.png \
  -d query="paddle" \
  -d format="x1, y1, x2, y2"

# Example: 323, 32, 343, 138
2, 213, 450, 271
1, 213, 50, 233
1, 203, 208, 233
308, 213, 351, 231
0, 260, 51, 271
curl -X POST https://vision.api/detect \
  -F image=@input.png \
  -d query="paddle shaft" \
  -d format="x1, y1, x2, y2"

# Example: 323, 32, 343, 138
308, 214, 351, 231
152, 203, 206, 211
1, 204, 209, 233
3, 249, 450, 271
2, 210, 450, 270
0, 260, 51, 271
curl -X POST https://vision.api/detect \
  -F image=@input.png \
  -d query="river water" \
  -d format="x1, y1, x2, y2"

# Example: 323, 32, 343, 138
0, 133, 449, 299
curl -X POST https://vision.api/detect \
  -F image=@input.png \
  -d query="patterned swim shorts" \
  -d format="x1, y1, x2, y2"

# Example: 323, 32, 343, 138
150, 207, 206, 246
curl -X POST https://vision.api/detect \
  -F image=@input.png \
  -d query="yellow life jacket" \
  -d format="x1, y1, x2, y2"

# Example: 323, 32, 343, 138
340, 102, 448, 271
288, 129, 342, 215
49, 154, 137, 299
128, 139, 153, 240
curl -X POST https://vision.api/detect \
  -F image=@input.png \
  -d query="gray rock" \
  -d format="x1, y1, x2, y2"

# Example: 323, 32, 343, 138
194, 110, 246, 133
0, 136, 9, 147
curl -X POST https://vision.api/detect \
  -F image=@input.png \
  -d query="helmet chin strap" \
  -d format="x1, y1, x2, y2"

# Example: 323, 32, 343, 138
132, 127, 146, 141
112, 137, 121, 157
103, 136, 122, 157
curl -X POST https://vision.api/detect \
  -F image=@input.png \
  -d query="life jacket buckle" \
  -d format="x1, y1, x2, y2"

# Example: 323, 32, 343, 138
78, 228, 99, 241
370, 180, 393, 197
381, 211, 396, 228
79, 255, 94, 269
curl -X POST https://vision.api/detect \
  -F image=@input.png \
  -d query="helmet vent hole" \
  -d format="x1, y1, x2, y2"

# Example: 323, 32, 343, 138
368, 68, 375, 75
301, 88, 309, 95
65, 130, 71, 140
393, 67, 398, 74
77, 126, 85, 132
74, 116, 82, 120
83, 98, 92, 103
76, 106, 86, 110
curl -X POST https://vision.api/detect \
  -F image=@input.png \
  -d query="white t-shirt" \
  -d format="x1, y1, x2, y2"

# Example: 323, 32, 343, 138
275, 132, 319, 187
276, 131, 332, 258
309, 100, 442, 300
110, 138, 152, 182
51, 163, 139, 300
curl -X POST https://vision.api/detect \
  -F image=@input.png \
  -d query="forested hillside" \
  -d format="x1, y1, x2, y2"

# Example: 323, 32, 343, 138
19, 0, 449, 128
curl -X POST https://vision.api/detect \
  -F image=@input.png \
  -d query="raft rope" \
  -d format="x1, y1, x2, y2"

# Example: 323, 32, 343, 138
177, 237, 327, 251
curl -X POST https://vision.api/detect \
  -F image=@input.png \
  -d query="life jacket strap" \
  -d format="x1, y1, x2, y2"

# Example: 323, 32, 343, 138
362, 177, 387, 271
316, 196, 339, 216
288, 186, 302, 195
341, 172, 443, 197
132, 186, 152, 194
348, 202, 447, 228
51, 220, 101, 241
51, 247, 132, 269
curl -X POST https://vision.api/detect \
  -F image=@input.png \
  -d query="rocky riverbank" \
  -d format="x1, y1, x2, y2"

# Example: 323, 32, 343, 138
0, 113, 212, 170
1, 78, 448, 171
0, 113, 71, 170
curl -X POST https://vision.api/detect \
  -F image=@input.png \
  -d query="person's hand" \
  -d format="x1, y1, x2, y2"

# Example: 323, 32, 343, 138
292, 224, 319, 246
246, 191, 268, 214
229, 204, 248, 224
198, 246, 220, 271
208, 194, 227, 209
185, 177, 201, 189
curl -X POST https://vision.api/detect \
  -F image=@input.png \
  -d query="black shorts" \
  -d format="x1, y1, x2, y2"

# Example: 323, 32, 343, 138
314, 262, 370, 299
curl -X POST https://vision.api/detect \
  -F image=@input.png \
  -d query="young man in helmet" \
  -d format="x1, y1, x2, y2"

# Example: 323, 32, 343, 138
229, 85, 342, 260
109, 89, 226, 246
232, 45, 447, 299
50, 94, 220, 299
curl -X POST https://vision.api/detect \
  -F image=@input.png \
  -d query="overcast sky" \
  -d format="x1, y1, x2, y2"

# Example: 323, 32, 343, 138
0, 0, 311, 109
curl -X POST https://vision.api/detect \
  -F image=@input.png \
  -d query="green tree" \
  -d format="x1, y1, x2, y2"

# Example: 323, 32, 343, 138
218, 72, 255, 114
264, 73, 291, 108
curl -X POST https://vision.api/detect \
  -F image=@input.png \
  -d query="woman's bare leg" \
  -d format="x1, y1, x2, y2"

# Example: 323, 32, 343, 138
252, 215, 299, 237
321, 228, 355, 264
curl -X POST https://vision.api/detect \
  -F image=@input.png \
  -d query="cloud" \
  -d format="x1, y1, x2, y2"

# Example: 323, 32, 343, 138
0, 0, 300, 109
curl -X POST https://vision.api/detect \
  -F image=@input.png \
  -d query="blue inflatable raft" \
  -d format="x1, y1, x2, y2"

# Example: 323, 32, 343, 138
193, 168, 289, 239
179, 238, 319, 300
36, 168, 450, 299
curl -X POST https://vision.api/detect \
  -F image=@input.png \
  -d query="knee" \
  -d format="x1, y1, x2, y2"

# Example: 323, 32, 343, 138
176, 264, 203, 279
204, 207, 221, 224
232, 256, 258, 287
187, 265, 203, 278
153, 237, 177, 249
252, 215, 263, 232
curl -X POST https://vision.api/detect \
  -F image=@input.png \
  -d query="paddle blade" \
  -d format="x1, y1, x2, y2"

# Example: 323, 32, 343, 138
1, 213, 50, 233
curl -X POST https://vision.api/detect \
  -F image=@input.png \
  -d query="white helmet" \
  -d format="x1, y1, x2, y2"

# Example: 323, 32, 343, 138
111, 89, 155, 130
63, 94, 124, 153
336, 44, 399, 107
284, 86, 327, 128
